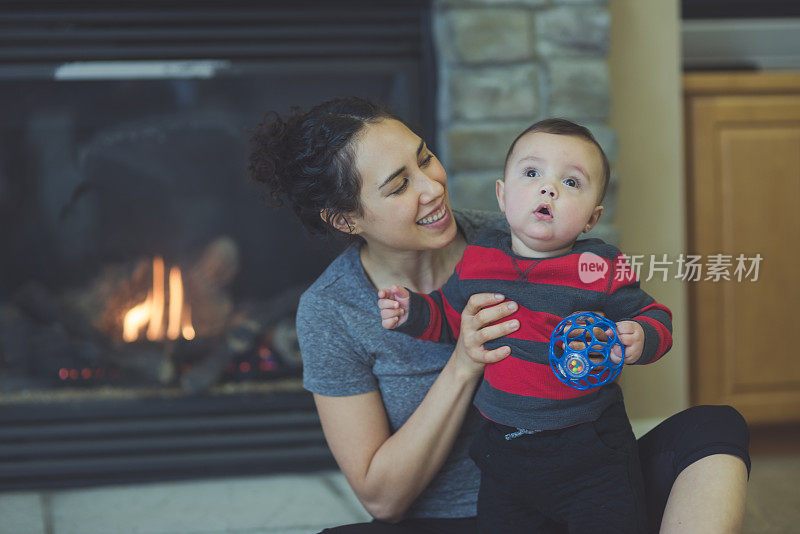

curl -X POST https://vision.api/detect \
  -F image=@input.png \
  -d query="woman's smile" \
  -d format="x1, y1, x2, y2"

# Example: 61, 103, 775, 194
417, 203, 449, 226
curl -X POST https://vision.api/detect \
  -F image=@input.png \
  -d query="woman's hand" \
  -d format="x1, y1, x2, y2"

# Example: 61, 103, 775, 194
453, 293, 519, 377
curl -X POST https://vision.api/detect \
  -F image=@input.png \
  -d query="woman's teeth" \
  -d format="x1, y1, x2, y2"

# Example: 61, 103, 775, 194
417, 206, 447, 225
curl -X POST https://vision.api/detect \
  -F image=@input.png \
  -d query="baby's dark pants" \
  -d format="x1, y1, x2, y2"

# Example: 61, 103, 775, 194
469, 401, 646, 534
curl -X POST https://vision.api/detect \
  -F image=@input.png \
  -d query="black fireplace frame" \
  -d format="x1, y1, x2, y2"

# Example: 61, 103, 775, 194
0, 0, 435, 490
0, 390, 334, 491
0, 0, 437, 142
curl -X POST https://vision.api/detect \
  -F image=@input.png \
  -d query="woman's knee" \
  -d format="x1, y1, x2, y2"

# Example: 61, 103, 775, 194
685, 405, 748, 442
676, 405, 751, 475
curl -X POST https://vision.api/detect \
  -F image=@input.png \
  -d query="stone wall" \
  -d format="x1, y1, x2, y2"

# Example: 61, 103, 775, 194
434, 0, 618, 243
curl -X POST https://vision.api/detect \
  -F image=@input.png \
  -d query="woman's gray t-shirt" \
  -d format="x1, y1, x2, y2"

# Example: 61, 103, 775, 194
297, 209, 507, 519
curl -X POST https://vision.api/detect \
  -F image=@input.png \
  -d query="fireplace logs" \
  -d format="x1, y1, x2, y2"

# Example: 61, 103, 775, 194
0, 237, 303, 398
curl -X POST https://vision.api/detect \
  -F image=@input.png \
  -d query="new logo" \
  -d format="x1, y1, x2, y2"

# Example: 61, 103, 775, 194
578, 252, 608, 284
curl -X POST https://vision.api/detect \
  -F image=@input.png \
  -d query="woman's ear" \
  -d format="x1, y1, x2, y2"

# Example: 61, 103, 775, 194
320, 209, 358, 234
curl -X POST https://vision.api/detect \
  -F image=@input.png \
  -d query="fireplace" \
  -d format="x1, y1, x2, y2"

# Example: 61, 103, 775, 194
0, 1, 435, 490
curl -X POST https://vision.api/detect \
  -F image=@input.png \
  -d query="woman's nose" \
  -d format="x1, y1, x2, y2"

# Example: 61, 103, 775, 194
419, 174, 444, 202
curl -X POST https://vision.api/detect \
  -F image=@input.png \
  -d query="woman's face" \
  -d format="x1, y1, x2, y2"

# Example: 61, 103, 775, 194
349, 119, 456, 252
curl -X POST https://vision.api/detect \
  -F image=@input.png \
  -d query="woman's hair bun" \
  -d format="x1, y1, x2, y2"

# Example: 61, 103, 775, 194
248, 98, 399, 239
249, 110, 292, 207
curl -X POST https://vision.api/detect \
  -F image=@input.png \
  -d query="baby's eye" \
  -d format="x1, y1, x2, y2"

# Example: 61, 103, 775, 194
563, 177, 579, 188
525, 169, 540, 178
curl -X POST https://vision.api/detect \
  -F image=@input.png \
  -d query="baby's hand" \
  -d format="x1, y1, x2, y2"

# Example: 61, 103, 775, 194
610, 320, 644, 364
377, 285, 411, 329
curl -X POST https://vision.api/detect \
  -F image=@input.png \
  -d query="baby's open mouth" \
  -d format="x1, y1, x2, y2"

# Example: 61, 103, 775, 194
535, 204, 553, 218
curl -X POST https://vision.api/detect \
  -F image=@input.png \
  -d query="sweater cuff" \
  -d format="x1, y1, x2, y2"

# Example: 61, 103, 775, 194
631, 319, 660, 365
396, 289, 432, 338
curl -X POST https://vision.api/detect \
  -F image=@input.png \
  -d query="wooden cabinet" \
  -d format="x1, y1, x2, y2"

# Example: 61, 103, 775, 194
684, 72, 800, 424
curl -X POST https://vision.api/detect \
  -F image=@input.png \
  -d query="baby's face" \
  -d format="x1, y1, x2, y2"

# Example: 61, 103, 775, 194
497, 132, 604, 258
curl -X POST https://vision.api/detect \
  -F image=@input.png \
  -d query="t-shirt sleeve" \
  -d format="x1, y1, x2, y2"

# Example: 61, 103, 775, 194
296, 289, 378, 396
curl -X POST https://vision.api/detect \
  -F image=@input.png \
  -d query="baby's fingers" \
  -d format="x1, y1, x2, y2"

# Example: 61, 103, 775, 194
378, 298, 400, 310
609, 344, 623, 364
568, 340, 586, 351
617, 331, 639, 346
380, 307, 404, 320
381, 316, 400, 329
391, 285, 410, 299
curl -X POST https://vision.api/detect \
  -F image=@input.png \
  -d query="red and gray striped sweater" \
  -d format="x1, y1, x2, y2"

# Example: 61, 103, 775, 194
398, 230, 672, 430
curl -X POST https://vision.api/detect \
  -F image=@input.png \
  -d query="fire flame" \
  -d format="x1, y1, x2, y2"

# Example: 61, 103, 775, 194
122, 257, 195, 342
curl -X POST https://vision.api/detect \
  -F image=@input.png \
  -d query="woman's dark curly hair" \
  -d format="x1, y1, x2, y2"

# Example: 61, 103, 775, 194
249, 97, 400, 239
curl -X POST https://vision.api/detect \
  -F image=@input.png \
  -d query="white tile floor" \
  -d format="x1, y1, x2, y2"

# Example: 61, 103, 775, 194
4, 452, 797, 534
0, 470, 370, 534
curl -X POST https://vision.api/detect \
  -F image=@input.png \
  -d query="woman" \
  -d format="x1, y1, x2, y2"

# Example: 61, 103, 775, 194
249, 97, 750, 533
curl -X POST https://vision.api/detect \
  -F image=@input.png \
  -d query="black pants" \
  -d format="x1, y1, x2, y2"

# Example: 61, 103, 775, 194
469, 401, 646, 534
320, 404, 750, 534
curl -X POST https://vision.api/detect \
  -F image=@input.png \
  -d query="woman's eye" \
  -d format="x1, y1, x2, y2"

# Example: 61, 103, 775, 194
391, 178, 409, 195
420, 154, 434, 167
525, 169, 540, 178
564, 177, 579, 188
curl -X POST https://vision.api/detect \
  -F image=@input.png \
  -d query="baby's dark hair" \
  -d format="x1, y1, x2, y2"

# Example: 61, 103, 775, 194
249, 96, 400, 238
505, 118, 611, 202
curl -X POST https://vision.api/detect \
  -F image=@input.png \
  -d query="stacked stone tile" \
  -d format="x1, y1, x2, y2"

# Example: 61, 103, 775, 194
434, 0, 617, 243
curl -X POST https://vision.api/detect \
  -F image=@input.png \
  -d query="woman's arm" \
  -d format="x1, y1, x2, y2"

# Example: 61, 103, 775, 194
314, 361, 473, 521
315, 293, 519, 522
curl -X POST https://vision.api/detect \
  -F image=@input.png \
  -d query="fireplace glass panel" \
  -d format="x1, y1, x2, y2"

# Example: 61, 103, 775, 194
0, 60, 428, 401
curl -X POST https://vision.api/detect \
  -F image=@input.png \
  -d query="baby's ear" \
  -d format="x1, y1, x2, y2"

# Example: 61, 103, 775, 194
320, 209, 358, 234
583, 205, 604, 233
495, 179, 506, 213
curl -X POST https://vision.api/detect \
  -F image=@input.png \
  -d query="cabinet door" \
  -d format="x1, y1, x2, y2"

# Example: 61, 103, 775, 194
686, 92, 800, 424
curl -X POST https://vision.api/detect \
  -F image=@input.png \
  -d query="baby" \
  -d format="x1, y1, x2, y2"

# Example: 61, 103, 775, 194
377, 119, 672, 533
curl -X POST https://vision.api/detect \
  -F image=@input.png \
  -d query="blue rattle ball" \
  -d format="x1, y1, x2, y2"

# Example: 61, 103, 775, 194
548, 312, 624, 390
